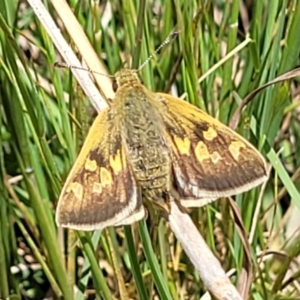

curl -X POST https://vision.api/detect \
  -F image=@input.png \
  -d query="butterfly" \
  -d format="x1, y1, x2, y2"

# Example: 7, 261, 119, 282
55, 68, 267, 231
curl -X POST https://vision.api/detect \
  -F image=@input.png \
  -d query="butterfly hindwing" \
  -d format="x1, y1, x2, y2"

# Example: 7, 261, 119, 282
56, 109, 145, 230
157, 93, 267, 207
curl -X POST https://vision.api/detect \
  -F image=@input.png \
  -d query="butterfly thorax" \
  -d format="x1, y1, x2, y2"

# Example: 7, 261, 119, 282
113, 70, 171, 205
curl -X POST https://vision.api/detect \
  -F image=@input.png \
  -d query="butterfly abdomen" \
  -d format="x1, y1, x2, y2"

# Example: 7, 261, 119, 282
120, 88, 172, 204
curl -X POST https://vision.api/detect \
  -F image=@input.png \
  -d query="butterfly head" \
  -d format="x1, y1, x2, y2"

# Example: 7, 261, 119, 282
112, 69, 141, 92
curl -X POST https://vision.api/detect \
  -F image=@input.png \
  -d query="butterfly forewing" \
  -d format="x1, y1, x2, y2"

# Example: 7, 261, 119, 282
56, 109, 145, 231
157, 93, 267, 207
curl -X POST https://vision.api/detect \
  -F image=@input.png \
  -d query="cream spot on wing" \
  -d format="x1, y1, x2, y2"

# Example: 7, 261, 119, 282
110, 150, 123, 173
229, 140, 246, 160
92, 182, 102, 194
195, 141, 210, 162
174, 136, 191, 155
203, 127, 218, 141
84, 158, 97, 172
100, 167, 112, 186
67, 182, 83, 200
210, 151, 222, 164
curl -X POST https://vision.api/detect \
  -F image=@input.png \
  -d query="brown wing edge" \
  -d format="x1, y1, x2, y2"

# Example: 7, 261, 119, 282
175, 173, 268, 208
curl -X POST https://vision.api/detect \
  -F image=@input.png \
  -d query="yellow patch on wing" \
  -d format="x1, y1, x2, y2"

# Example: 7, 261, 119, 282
174, 136, 191, 155
67, 182, 84, 201
109, 150, 123, 173
194, 141, 210, 162
229, 140, 246, 161
84, 158, 97, 172
92, 182, 102, 194
100, 167, 112, 186
210, 151, 222, 164
203, 127, 218, 141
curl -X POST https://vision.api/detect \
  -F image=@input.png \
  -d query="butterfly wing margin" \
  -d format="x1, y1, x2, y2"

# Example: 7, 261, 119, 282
157, 93, 268, 207
56, 109, 145, 231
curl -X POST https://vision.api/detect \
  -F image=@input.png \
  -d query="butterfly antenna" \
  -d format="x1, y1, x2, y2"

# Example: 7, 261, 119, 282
136, 30, 180, 72
54, 62, 114, 78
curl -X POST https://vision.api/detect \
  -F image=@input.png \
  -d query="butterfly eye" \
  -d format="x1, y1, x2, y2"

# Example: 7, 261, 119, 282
112, 79, 118, 92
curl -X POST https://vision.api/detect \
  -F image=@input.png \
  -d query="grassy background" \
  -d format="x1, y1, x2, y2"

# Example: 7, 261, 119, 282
1, 0, 300, 299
